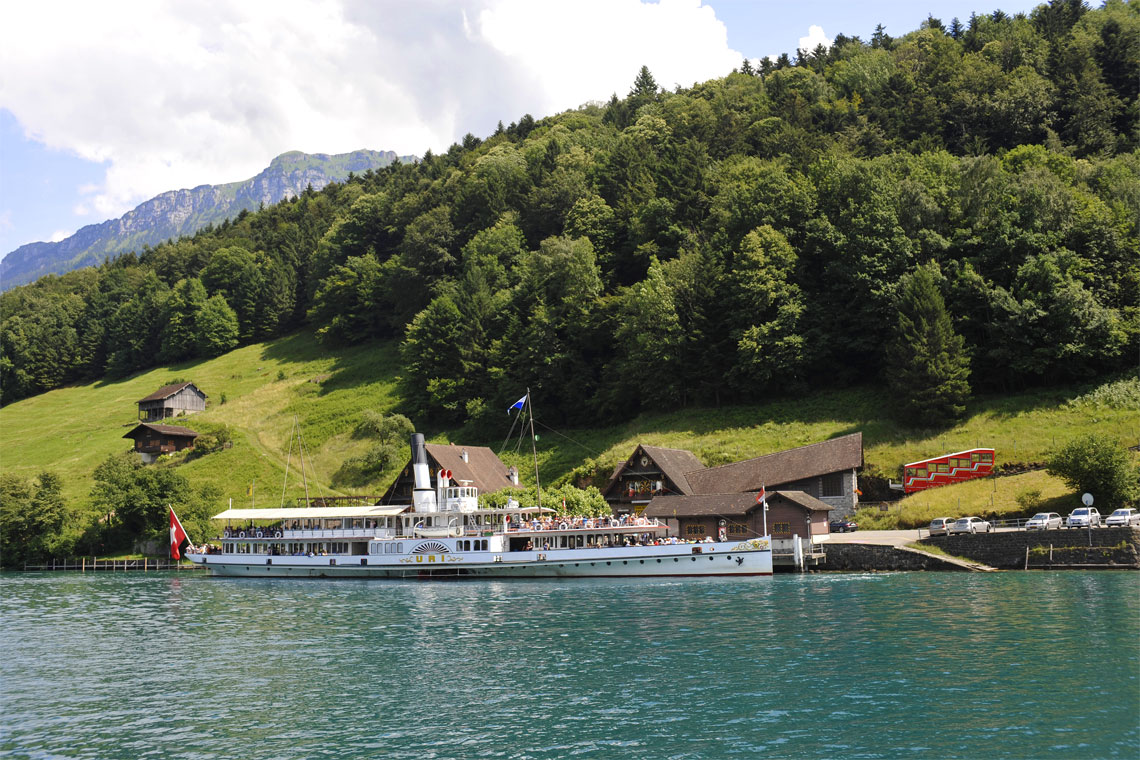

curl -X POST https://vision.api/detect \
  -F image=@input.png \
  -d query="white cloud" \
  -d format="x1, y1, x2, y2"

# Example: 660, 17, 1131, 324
799, 24, 832, 53
0, 0, 743, 222
49, 229, 72, 242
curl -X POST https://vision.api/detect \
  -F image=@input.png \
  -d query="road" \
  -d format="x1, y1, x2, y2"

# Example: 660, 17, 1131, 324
822, 527, 1021, 547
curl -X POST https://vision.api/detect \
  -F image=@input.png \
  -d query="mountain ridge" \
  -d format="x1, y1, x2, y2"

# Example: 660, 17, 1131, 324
0, 148, 414, 290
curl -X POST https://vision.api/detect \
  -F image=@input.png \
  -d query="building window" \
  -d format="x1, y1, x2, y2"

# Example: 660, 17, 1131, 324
727, 522, 748, 536
773, 522, 790, 534
821, 472, 843, 498
685, 524, 705, 536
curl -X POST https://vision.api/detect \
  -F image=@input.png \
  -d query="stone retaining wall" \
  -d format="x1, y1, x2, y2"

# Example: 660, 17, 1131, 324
820, 543, 968, 572
921, 527, 1139, 569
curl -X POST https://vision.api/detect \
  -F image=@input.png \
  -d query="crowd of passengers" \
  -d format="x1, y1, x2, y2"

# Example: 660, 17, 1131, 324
507, 514, 658, 531
522, 535, 716, 550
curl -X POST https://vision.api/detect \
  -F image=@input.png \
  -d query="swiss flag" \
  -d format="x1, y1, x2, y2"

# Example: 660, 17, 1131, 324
169, 506, 191, 560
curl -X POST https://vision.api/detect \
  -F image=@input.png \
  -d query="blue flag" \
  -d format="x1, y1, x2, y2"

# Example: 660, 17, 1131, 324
508, 394, 527, 413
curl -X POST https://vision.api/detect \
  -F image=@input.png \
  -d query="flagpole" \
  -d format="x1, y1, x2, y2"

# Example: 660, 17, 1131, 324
762, 484, 768, 537
527, 388, 542, 511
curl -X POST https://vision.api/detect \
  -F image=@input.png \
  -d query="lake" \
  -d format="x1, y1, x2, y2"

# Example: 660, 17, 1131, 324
1, 571, 1137, 759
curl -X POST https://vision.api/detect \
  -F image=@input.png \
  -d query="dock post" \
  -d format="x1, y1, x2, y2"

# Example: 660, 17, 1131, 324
144, 557, 148, 573
1024, 545, 1029, 570
82, 557, 85, 573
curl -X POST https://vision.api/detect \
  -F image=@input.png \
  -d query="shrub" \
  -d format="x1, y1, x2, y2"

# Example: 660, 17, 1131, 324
1047, 433, 1139, 508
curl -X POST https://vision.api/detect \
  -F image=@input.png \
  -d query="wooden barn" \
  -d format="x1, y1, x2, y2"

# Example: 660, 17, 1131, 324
600, 433, 864, 517
381, 443, 519, 504
137, 382, 207, 422
123, 423, 199, 464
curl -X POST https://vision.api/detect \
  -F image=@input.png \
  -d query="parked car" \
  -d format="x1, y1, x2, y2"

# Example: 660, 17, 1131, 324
1025, 512, 1063, 530
928, 517, 955, 536
949, 516, 991, 534
829, 518, 858, 533
1105, 508, 1140, 528
1065, 508, 1101, 528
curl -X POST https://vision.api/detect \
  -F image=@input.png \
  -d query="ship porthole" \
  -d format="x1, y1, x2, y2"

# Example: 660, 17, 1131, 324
656, 559, 661, 563
639, 560, 644, 564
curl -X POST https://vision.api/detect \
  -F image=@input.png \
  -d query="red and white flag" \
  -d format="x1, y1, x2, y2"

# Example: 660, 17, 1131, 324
756, 485, 767, 505
169, 506, 190, 560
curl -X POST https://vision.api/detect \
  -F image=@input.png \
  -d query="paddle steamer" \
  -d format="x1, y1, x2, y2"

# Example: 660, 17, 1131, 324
186, 434, 772, 578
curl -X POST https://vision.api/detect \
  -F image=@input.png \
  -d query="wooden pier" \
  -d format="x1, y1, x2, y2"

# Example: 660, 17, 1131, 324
22, 557, 204, 572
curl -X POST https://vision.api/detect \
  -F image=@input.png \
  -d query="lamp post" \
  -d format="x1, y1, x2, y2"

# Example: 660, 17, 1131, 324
1083, 492, 1094, 546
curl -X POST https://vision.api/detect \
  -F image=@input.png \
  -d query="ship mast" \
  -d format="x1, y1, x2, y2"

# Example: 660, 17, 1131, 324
526, 388, 541, 510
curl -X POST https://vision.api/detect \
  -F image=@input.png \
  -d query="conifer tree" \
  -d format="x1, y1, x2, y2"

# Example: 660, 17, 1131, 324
887, 263, 971, 426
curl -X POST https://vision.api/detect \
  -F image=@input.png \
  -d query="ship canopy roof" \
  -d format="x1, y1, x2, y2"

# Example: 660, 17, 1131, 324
212, 505, 410, 520
211, 504, 558, 520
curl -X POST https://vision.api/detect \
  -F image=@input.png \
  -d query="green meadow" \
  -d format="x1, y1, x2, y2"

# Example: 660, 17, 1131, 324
1, 332, 1136, 524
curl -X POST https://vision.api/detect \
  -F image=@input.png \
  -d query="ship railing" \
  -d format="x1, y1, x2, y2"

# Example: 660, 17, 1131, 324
220, 528, 395, 540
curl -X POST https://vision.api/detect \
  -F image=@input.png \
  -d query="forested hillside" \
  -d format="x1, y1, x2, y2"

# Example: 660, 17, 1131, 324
2, 1, 1137, 432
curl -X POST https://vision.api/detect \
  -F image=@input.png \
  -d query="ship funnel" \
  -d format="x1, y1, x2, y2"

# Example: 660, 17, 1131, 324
410, 433, 437, 512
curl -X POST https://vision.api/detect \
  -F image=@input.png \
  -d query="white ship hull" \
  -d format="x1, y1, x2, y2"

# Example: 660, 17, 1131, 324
188, 539, 772, 579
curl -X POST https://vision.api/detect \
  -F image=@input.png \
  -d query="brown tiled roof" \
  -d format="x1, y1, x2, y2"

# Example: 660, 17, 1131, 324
770, 490, 833, 512
424, 444, 516, 493
122, 423, 200, 440
601, 444, 705, 497
644, 489, 832, 518
683, 433, 863, 494
644, 493, 759, 517
137, 382, 202, 403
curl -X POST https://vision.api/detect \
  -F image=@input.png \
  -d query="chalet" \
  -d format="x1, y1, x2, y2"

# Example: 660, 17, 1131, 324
381, 443, 519, 504
123, 423, 199, 464
137, 382, 207, 422
601, 433, 864, 516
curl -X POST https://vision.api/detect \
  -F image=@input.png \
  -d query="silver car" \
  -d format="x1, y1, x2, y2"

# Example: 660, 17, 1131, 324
949, 516, 991, 534
1066, 508, 1101, 528
929, 517, 955, 536
1105, 508, 1140, 527
1025, 512, 1063, 530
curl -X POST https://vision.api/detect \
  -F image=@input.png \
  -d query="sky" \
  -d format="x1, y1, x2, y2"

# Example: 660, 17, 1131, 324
0, 0, 1046, 259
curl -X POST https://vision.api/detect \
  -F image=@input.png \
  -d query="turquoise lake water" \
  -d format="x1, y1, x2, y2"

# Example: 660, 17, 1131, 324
1, 571, 1137, 759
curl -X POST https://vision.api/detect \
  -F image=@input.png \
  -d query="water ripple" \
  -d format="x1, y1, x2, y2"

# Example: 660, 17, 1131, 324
1, 572, 1137, 759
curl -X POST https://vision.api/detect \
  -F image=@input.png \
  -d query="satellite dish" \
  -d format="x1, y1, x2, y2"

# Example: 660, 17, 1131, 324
1082, 493, 1094, 506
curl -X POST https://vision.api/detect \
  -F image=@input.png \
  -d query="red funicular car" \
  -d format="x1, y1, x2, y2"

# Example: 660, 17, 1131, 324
903, 448, 995, 494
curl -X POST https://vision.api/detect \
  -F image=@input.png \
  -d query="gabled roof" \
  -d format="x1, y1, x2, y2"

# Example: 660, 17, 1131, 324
601, 444, 706, 497
683, 433, 863, 494
643, 490, 832, 518
424, 443, 516, 493
137, 382, 205, 403
123, 423, 200, 440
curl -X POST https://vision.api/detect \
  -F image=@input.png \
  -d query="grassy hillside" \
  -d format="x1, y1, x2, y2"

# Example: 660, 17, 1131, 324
1, 331, 1136, 517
